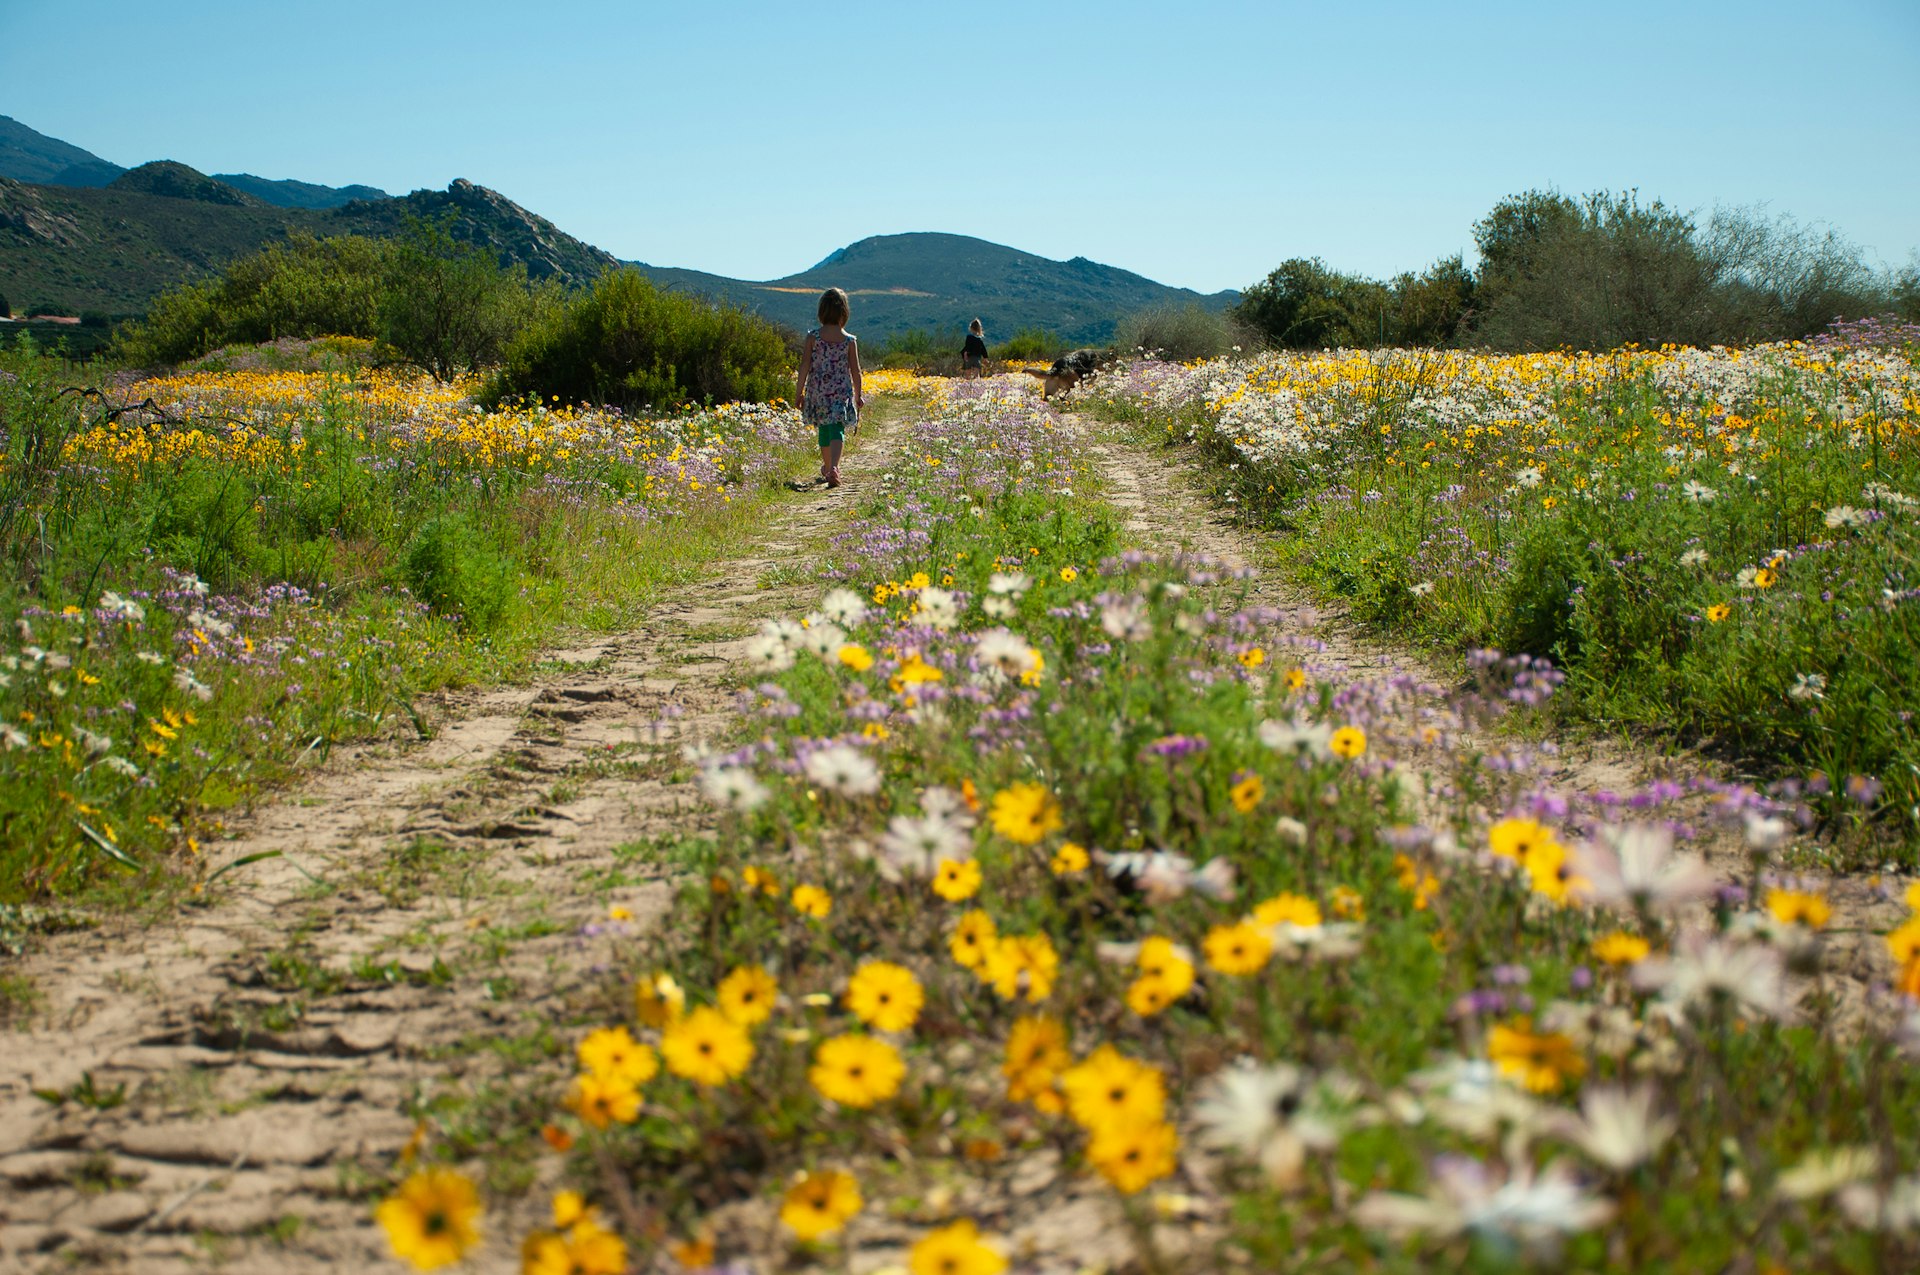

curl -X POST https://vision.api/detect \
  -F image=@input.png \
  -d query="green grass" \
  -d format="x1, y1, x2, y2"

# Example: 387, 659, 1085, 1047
1080, 343, 1920, 857
0, 343, 814, 909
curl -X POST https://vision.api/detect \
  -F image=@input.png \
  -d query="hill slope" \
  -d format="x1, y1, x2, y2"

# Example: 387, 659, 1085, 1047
631, 232, 1237, 344
109, 161, 263, 207
212, 173, 392, 210
0, 175, 618, 315
0, 115, 125, 186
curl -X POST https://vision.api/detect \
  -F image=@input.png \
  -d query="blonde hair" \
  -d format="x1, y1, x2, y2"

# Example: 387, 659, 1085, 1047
818, 288, 850, 325
969, 318, 983, 334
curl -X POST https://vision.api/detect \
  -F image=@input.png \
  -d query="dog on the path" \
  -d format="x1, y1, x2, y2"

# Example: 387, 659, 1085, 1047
1027, 349, 1108, 400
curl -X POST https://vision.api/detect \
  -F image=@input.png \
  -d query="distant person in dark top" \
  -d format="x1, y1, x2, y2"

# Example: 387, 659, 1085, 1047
961, 318, 988, 378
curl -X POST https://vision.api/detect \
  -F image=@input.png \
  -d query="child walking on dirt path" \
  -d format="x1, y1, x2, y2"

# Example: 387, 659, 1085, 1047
797, 287, 863, 488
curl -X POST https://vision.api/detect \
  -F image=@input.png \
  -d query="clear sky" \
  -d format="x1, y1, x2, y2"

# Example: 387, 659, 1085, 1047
3, 0, 1916, 294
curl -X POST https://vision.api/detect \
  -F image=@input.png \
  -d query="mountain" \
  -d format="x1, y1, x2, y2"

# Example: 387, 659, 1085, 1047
211, 173, 391, 210
0, 174, 618, 315
109, 161, 263, 207
0, 116, 1233, 337
0, 116, 386, 210
631, 232, 1237, 344
0, 115, 125, 186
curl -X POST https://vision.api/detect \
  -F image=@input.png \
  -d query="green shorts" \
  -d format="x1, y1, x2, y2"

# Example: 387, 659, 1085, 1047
817, 420, 846, 447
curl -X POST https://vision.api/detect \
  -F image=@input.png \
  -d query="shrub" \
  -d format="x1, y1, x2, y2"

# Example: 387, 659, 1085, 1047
401, 513, 520, 632
116, 233, 388, 365
378, 217, 546, 381
1115, 303, 1243, 360
485, 269, 791, 410
1232, 260, 1393, 350
875, 328, 951, 371
990, 327, 1061, 362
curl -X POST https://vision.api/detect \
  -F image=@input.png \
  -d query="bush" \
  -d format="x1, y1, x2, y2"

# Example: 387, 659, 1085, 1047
116, 233, 388, 365
1233, 260, 1394, 350
485, 269, 792, 410
402, 514, 519, 632
990, 327, 1062, 362
1115, 303, 1244, 360
378, 217, 546, 381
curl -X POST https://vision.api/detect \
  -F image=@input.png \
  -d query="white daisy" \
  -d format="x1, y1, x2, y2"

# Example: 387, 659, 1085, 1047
1354, 1157, 1614, 1253
802, 743, 880, 797
918, 785, 974, 827
759, 617, 805, 647
1192, 1060, 1351, 1189
1570, 824, 1714, 913
974, 628, 1038, 679
1679, 548, 1709, 567
798, 622, 846, 660
818, 587, 868, 626
172, 668, 214, 702
987, 571, 1031, 596
1258, 715, 1334, 760
1681, 480, 1717, 503
916, 587, 960, 631
878, 812, 969, 877
1100, 597, 1152, 641
1550, 1083, 1675, 1172
698, 766, 769, 812
1823, 505, 1866, 530
72, 727, 114, 756
742, 633, 795, 673
1513, 467, 1544, 489
1633, 931, 1793, 1021
99, 591, 145, 622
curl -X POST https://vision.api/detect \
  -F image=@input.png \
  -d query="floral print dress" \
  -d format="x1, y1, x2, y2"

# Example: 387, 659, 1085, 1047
804, 330, 859, 427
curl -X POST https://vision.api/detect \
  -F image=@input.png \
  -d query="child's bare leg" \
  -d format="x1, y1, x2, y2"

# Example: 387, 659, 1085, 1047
825, 438, 845, 484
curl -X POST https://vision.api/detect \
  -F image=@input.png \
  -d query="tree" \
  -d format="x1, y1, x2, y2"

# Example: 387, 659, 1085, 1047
1470, 191, 1721, 351
1393, 255, 1476, 347
378, 217, 537, 381
1469, 189, 1581, 316
1234, 258, 1392, 350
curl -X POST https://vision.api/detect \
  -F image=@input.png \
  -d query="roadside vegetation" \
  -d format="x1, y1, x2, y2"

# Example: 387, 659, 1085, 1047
0, 340, 811, 919
1076, 324, 1920, 854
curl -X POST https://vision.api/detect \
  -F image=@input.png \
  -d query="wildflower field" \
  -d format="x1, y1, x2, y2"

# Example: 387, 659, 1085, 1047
365, 376, 1920, 1273
0, 342, 813, 917
1077, 322, 1920, 853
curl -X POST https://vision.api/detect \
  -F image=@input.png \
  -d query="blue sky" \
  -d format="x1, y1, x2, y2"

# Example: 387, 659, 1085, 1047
3, 0, 1916, 293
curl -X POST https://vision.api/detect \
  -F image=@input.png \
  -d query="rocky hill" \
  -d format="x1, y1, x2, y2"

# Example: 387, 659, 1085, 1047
0, 171, 619, 316
634, 232, 1237, 344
